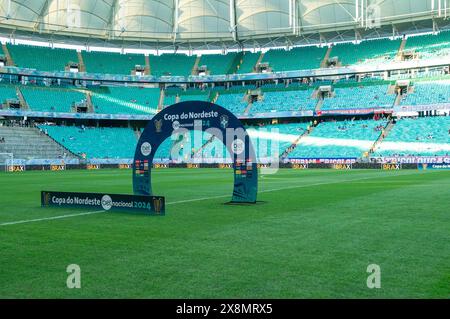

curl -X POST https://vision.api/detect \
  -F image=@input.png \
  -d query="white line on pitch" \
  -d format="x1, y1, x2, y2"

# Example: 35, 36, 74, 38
0, 210, 106, 227
0, 171, 422, 227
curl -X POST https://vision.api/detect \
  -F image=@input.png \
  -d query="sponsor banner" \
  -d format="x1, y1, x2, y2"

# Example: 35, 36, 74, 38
292, 163, 308, 169
153, 163, 169, 169
50, 164, 66, 171
41, 191, 165, 215
118, 164, 131, 169
394, 103, 450, 113
290, 158, 357, 164
0, 109, 153, 121
418, 163, 450, 170
373, 156, 450, 164
86, 164, 100, 170
239, 110, 314, 119
7, 165, 26, 172
187, 163, 199, 169
218, 164, 232, 169
316, 108, 392, 116
381, 163, 401, 170
333, 163, 353, 170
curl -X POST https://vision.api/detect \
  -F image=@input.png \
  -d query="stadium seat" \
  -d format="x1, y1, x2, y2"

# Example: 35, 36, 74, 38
374, 116, 450, 156
262, 46, 327, 71
330, 38, 401, 66
236, 51, 260, 74
0, 85, 18, 104
91, 86, 160, 115
199, 52, 238, 75
39, 125, 138, 159
21, 86, 86, 113
82, 51, 145, 75
149, 54, 197, 77
7, 43, 79, 72
405, 30, 450, 59
401, 80, 450, 105
322, 84, 395, 110
289, 119, 387, 158
0, 126, 77, 160
216, 92, 248, 114
251, 89, 317, 113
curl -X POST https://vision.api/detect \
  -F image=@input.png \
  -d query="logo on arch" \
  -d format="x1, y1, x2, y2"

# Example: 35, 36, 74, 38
231, 139, 245, 155
140, 142, 152, 156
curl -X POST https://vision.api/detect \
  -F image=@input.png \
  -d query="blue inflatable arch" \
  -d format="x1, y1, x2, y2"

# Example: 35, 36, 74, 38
133, 101, 258, 203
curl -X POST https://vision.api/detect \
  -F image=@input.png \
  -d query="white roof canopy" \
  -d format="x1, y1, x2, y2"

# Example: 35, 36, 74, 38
0, 0, 446, 45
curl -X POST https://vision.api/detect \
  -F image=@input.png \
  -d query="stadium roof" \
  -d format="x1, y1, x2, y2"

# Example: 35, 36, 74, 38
0, 0, 449, 51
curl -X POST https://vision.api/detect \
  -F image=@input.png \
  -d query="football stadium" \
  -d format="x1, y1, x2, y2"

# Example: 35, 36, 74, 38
0, 0, 449, 303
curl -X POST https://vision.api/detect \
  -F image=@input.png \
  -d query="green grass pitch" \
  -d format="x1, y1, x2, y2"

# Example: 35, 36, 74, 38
0, 168, 449, 298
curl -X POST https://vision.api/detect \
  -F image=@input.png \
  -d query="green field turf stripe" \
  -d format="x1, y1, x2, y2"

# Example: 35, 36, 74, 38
0, 171, 423, 227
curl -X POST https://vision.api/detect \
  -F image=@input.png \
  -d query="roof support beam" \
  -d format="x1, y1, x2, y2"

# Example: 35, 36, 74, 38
34, 0, 50, 32
229, 0, 237, 42
172, 0, 179, 42
107, 0, 120, 39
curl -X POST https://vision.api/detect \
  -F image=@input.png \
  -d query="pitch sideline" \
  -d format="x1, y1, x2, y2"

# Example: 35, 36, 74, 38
0, 171, 425, 227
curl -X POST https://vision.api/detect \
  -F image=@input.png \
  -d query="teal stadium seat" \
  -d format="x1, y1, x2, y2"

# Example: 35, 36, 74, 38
401, 80, 450, 105
39, 125, 137, 159
375, 116, 450, 156
7, 43, 78, 72
200, 123, 311, 162
82, 51, 145, 75
289, 120, 387, 158
262, 46, 327, 71
405, 30, 450, 59
199, 52, 238, 75
21, 86, 86, 113
149, 54, 196, 77
322, 85, 394, 110
236, 51, 260, 74
164, 87, 210, 105
251, 89, 317, 113
330, 38, 401, 66
0, 85, 18, 104
155, 130, 212, 161
247, 123, 311, 160
91, 86, 160, 115
216, 92, 248, 114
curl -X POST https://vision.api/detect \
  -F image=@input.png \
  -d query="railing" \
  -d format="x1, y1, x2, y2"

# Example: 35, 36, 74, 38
1, 56, 449, 84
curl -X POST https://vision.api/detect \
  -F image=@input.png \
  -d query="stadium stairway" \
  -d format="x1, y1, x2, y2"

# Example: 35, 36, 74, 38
85, 92, 94, 113
211, 92, 219, 104
1, 43, 14, 66
368, 119, 395, 156
191, 55, 201, 75
243, 100, 253, 115
134, 128, 141, 141
255, 52, 265, 70
279, 124, 314, 160
0, 126, 78, 160
15, 87, 29, 110
228, 52, 244, 74
144, 55, 151, 75
394, 90, 403, 106
192, 135, 215, 158
158, 87, 165, 111
77, 51, 86, 72
396, 37, 407, 60
320, 47, 333, 68
315, 95, 324, 112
